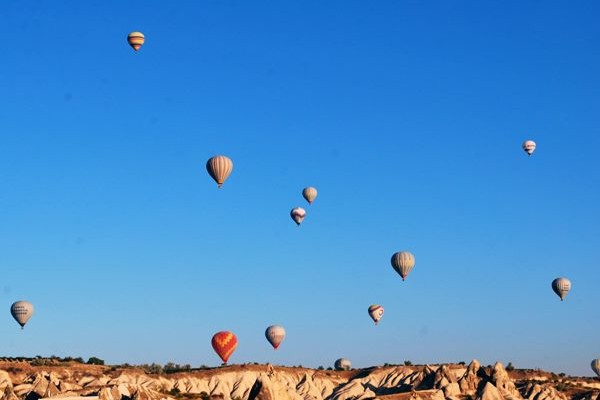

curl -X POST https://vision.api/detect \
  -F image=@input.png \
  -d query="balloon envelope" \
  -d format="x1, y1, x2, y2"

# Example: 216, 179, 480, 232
302, 187, 318, 205
368, 305, 384, 325
592, 359, 600, 377
334, 358, 352, 371
551, 277, 571, 301
265, 325, 286, 349
11, 301, 34, 328
206, 155, 234, 188
211, 331, 238, 364
127, 31, 145, 51
522, 140, 536, 156
391, 251, 415, 281
290, 207, 306, 226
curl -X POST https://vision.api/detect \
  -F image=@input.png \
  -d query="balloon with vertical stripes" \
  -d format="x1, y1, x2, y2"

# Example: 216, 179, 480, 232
206, 155, 234, 188
391, 251, 415, 281
592, 359, 600, 377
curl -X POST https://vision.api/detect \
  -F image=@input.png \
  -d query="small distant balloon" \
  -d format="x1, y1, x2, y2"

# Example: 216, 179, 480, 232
206, 155, 234, 188
368, 305, 384, 325
334, 358, 352, 371
522, 140, 536, 156
211, 331, 238, 364
127, 31, 145, 52
592, 359, 600, 377
11, 301, 34, 329
391, 251, 415, 281
290, 207, 306, 226
265, 325, 286, 350
302, 187, 318, 205
551, 278, 571, 301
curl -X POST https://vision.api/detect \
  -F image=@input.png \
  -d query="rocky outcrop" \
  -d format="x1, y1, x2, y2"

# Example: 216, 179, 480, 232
491, 362, 521, 400
1, 361, 598, 400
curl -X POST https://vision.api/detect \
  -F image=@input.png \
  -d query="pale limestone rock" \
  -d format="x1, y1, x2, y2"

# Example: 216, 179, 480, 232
522, 384, 567, 400
248, 374, 304, 400
0, 371, 18, 400
98, 386, 122, 400
443, 382, 461, 397
459, 360, 486, 395
477, 382, 503, 400
491, 362, 521, 400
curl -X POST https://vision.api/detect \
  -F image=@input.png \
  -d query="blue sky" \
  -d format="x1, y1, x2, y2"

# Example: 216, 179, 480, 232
0, 0, 599, 376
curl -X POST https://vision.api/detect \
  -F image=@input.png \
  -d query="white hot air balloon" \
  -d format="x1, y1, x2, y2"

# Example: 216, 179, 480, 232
265, 325, 286, 350
522, 140, 536, 156
551, 277, 571, 301
391, 251, 415, 281
334, 358, 352, 371
206, 155, 233, 188
290, 207, 306, 226
302, 187, 318, 205
11, 301, 34, 329
368, 305, 384, 325
592, 359, 600, 377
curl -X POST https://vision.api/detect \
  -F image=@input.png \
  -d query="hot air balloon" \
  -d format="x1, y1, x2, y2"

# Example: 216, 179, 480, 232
551, 277, 571, 301
206, 155, 233, 188
592, 359, 600, 377
290, 207, 306, 226
334, 358, 352, 371
265, 325, 286, 350
391, 251, 415, 281
302, 187, 318, 205
368, 305, 384, 325
127, 32, 145, 52
522, 140, 536, 156
211, 331, 238, 364
11, 301, 34, 329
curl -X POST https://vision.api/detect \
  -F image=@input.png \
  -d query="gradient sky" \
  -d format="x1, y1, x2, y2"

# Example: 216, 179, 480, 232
0, 0, 599, 377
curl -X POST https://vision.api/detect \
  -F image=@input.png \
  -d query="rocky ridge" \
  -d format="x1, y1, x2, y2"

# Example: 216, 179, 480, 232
0, 361, 598, 400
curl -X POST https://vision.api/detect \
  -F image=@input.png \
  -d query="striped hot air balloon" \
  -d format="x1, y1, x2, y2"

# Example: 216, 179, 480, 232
592, 359, 600, 377
290, 207, 306, 226
302, 187, 318, 205
522, 140, 536, 156
391, 251, 415, 281
551, 277, 571, 301
265, 325, 286, 350
368, 305, 384, 325
11, 301, 34, 329
211, 331, 238, 364
206, 155, 234, 188
127, 32, 145, 51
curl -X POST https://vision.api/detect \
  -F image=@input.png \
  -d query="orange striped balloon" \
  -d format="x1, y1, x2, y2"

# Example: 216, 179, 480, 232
206, 155, 234, 188
211, 331, 238, 364
127, 31, 145, 51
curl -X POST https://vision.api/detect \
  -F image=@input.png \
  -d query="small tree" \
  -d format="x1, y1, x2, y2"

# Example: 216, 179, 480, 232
404, 360, 413, 366
506, 362, 515, 371
87, 357, 105, 365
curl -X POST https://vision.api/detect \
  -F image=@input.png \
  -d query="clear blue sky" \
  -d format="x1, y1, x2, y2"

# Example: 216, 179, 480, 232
0, 0, 599, 377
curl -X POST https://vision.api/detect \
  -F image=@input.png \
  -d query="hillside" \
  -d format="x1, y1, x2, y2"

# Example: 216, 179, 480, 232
0, 360, 598, 400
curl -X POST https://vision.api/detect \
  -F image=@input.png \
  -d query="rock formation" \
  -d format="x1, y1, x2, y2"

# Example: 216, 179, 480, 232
0, 360, 597, 400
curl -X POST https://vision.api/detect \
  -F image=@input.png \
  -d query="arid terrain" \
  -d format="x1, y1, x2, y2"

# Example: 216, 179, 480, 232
0, 359, 598, 400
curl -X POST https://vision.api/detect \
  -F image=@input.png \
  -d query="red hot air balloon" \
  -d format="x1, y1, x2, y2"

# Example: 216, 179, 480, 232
212, 331, 238, 364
